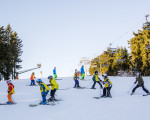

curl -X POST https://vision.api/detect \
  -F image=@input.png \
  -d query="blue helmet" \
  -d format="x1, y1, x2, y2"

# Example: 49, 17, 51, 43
48, 75, 53, 79
37, 79, 42, 83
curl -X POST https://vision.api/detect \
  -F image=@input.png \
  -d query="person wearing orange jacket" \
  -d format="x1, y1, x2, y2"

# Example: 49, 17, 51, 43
7, 80, 15, 104
30, 72, 36, 86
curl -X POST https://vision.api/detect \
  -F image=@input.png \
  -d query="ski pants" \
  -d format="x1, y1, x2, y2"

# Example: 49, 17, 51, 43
74, 79, 79, 87
42, 91, 49, 102
51, 89, 57, 98
54, 74, 57, 79
30, 80, 35, 86
92, 81, 103, 88
132, 85, 149, 93
103, 87, 112, 96
8, 93, 13, 102
81, 73, 85, 79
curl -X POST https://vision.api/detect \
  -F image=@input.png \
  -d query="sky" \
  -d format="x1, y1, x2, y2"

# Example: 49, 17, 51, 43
1, 0, 150, 79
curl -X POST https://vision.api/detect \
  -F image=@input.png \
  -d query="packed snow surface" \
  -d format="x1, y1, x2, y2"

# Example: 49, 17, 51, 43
0, 76, 150, 120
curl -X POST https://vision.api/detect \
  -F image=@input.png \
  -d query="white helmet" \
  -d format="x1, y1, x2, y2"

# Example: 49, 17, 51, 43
136, 72, 140, 76
102, 73, 107, 77
6, 80, 11, 83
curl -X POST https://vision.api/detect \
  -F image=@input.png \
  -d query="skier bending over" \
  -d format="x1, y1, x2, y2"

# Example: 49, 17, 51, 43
73, 69, 80, 88
7, 80, 15, 104
131, 73, 150, 95
91, 70, 103, 89
47, 76, 59, 101
36, 79, 50, 105
101, 74, 112, 97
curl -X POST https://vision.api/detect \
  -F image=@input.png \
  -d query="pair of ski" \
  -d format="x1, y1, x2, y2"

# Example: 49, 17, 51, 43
93, 96, 112, 99
29, 99, 63, 107
0, 102, 17, 105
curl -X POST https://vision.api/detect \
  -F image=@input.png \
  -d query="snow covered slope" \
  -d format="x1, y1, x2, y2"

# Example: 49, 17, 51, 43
0, 76, 150, 120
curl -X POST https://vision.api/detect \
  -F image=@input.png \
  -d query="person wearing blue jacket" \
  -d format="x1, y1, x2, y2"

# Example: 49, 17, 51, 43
80, 65, 85, 80
36, 79, 50, 105
53, 67, 57, 79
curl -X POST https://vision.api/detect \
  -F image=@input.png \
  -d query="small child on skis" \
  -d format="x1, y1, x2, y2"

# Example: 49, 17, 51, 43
91, 70, 103, 89
7, 80, 15, 104
47, 75, 59, 101
73, 69, 80, 88
101, 74, 112, 97
131, 73, 150, 95
30, 72, 36, 86
36, 79, 50, 105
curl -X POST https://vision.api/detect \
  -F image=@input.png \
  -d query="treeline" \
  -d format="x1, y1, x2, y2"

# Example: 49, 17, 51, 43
0, 24, 23, 80
89, 24, 150, 76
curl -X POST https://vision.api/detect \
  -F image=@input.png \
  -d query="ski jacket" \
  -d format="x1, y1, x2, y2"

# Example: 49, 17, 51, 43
40, 83, 50, 95
81, 67, 85, 74
8, 83, 15, 94
73, 72, 79, 80
30, 74, 35, 80
103, 77, 112, 88
92, 75, 99, 82
135, 76, 144, 86
53, 69, 56, 74
50, 78, 59, 90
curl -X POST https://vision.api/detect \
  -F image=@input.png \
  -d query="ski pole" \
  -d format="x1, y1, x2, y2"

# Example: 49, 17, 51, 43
85, 81, 93, 88
127, 84, 135, 93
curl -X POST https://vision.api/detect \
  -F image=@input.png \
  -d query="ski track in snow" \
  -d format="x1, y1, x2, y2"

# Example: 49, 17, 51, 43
0, 76, 150, 120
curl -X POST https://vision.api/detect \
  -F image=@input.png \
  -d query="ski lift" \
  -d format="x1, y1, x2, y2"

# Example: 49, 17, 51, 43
91, 65, 97, 68
117, 59, 125, 63
146, 40, 150, 49
16, 64, 42, 74
108, 47, 119, 54
102, 64, 108, 67
143, 14, 150, 30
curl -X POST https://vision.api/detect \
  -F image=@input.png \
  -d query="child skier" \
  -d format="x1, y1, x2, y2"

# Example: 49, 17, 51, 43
36, 79, 50, 105
101, 74, 112, 97
80, 65, 85, 80
47, 75, 59, 101
30, 72, 36, 86
73, 69, 80, 88
91, 70, 103, 89
131, 73, 150, 95
7, 80, 15, 104
53, 67, 57, 79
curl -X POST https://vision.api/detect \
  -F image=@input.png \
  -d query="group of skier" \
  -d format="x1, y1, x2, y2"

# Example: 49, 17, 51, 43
73, 68, 113, 98
73, 65, 150, 98
2, 65, 150, 105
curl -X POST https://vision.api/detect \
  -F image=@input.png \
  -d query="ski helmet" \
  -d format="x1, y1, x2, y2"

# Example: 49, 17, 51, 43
48, 75, 53, 79
102, 73, 107, 77
6, 80, 11, 83
95, 70, 98, 74
136, 72, 140, 76
36, 79, 42, 83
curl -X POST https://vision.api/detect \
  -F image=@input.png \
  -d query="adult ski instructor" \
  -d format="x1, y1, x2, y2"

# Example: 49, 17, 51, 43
80, 65, 85, 80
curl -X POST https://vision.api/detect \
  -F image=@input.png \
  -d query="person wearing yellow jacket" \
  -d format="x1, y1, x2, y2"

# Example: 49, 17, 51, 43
47, 75, 59, 101
91, 71, 103, 89
36, 79, 50, 105
6, 80, 15, 104
101, 74, 112, 98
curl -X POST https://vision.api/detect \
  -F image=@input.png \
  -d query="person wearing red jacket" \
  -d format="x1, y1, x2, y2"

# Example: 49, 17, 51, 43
7, 80, 15, 104
30, 72, 36, 86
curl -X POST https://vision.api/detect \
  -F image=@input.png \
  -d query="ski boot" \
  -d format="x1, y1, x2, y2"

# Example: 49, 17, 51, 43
39, 101, 47, 105
7, 101, 13, 104
48, 97, 55, 102
130, 92, 134, 95
91, 87, 96, 89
